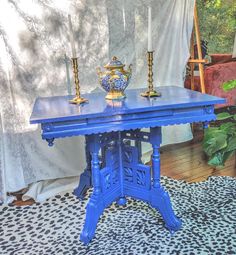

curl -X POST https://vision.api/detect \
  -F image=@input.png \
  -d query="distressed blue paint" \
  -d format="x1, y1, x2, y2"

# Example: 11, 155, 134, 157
30, 86, 226, 245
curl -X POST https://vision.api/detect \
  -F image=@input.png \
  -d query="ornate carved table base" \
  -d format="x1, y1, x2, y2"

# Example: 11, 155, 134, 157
76, 127, 182, 245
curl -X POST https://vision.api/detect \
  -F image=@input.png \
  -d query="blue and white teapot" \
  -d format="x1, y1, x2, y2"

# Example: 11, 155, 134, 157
96, 56, 132, 100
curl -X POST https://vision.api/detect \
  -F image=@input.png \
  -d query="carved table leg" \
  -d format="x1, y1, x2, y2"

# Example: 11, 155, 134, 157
80, 135, 105, 244
135, 129, 142, 163
203, 121, 209, 129
150, 127, 182, 233
135, 140, 142, 163
117, 132, 127, 206
80, 193, 104, 244
74, 136, 92, 200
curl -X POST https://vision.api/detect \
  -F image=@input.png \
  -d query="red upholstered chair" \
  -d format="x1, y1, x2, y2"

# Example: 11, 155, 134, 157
185, 54, 236, 108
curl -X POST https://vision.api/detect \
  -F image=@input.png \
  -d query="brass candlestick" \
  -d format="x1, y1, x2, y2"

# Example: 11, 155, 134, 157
141, 51, 161, 98
69, 57, 88, 104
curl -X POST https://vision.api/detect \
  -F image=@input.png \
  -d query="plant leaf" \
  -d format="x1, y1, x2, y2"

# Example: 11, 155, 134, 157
208, 153, 224, 167
222, 80, 236, 92
216, 112, 232, 120
203, 127, 220, 139
219, 122, 236, 135
233, 114, 236, 121
222, 151, 235, 164
203, 130, 227, 156
224, 136, 236, 152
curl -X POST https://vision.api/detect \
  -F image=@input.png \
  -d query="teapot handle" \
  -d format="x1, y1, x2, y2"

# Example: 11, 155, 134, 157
127, 64, 132, 75
96, 67, 102, 76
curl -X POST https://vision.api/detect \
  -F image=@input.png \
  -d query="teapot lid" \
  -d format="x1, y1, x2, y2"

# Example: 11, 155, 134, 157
104, 56, 124, 69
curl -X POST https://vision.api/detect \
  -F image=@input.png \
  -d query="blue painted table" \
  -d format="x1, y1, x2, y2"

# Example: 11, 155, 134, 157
30, 86, 225, 244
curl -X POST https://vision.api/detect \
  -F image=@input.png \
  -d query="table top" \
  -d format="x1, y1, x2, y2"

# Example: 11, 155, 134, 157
30, 86, 225, 124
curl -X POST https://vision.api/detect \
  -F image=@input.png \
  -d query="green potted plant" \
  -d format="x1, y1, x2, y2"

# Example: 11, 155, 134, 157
203, 80, 236, 167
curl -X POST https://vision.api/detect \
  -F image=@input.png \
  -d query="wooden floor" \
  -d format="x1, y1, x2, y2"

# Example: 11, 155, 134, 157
160, 140, 236, 183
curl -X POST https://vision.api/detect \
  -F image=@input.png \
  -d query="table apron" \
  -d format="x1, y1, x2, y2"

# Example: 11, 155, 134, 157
41, 106, 215, 139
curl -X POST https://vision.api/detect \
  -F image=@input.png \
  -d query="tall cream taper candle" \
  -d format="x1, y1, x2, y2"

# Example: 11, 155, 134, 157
148, 7, 152, 52
68, 15, 77, 58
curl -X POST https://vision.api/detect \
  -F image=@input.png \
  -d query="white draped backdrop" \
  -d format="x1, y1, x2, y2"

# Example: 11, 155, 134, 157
0, 0, 195, 203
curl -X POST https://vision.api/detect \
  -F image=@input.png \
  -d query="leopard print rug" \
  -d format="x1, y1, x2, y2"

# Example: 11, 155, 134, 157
1, 176, 236, 255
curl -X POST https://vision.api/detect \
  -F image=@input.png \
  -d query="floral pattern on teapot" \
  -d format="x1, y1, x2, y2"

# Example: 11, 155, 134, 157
97, 56, 132, 100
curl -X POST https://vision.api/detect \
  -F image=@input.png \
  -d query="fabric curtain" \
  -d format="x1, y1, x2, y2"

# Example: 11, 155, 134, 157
0, 0, 195, 203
